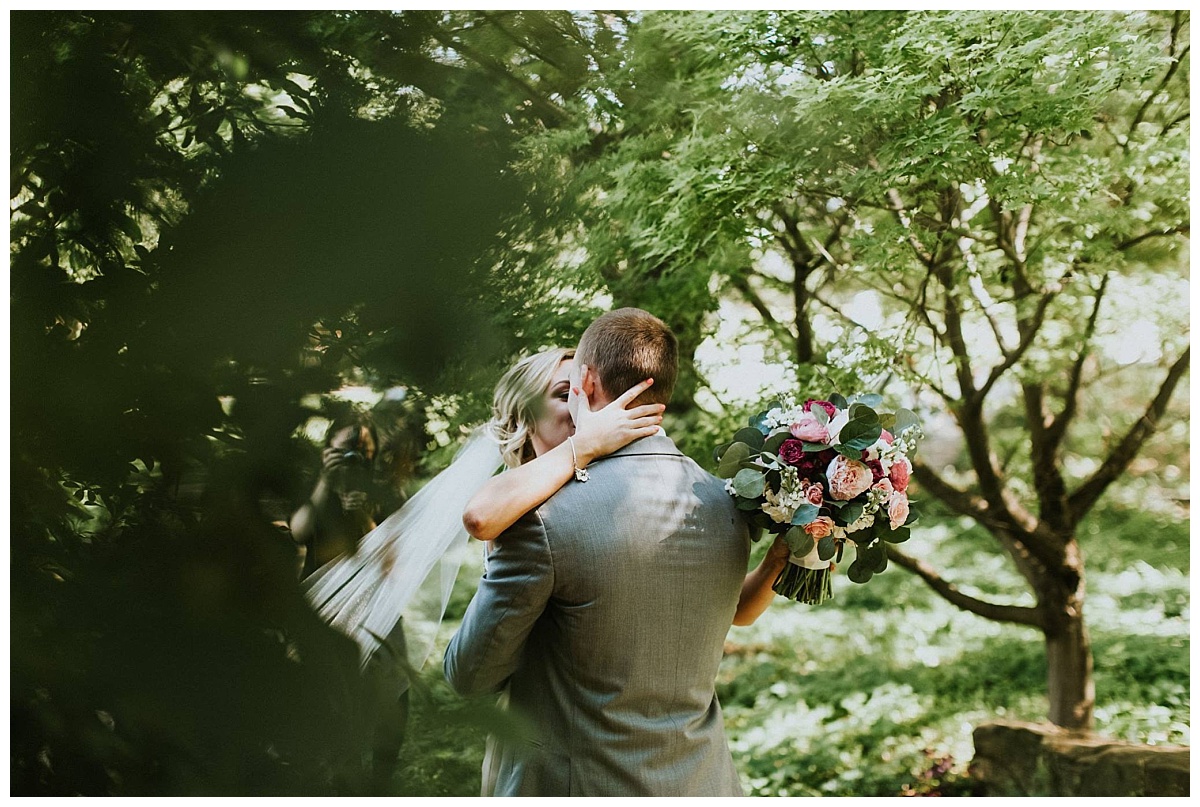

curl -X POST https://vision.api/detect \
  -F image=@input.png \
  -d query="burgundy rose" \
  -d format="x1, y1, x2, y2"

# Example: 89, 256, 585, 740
793, 448, 833, 480
803, 399, 838, 419
778, 438, 806, 466
866, 459, 885, 482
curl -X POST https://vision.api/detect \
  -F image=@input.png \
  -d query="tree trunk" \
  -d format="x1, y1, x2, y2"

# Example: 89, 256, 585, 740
1042, 570, 1095, 730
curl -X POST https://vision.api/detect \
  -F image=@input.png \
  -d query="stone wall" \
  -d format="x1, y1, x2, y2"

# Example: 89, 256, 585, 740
971, 720, 1189, 797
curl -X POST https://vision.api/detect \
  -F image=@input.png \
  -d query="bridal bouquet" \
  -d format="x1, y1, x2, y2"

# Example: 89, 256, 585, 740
715, 393, 923, 604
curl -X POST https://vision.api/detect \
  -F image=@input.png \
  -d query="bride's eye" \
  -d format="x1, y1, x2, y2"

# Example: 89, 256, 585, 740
555, 392, 569, 402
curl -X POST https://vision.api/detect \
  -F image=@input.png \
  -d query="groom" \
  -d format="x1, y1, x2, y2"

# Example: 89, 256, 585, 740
444, 308, 750, 796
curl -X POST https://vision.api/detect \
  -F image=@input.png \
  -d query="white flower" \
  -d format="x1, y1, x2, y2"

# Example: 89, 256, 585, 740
845, 512, 875, 533
761, 465, 807, 524
827, 409, 851, 444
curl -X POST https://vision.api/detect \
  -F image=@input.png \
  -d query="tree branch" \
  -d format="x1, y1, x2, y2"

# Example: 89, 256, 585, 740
728, 272, 796, 347
1045, 273, 1109, 452
1161, 110, 1189, 137
886, 545, 1046, 628
1115, 226, 1189, 251
1068, 346, 1191, 518
425, 26, 570, 126
977, 290, 1057, 401
1130, 29, 1188, 136
911, 460, 990, 523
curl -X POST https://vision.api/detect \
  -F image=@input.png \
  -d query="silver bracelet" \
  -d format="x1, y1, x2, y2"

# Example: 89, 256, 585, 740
567, 436, 589, 482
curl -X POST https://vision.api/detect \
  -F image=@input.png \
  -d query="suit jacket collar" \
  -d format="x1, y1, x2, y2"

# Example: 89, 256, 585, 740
594, 432, 684, 462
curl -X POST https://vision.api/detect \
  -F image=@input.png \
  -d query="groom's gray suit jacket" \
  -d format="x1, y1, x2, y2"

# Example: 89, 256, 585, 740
445, 433, 750, 797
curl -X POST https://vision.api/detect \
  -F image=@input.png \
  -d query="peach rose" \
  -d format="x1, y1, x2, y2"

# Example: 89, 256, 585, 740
826, 454, 874, 500
803, 515, 836, 539
888, 490, 910, 530
803, 480, 825, 507
872, 478, 894, 495
889, 458, 911, 492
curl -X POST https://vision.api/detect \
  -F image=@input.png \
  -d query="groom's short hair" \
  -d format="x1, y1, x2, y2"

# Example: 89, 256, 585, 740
577, 308, 678, 406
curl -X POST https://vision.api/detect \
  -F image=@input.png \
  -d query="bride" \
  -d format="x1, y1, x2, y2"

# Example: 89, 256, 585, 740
302, 346, 791, 791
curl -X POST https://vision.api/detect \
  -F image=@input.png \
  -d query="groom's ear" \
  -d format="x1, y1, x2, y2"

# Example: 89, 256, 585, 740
580, 365, 603, 405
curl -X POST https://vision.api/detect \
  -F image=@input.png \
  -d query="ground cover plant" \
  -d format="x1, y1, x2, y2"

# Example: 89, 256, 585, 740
407, 499, 1188, 797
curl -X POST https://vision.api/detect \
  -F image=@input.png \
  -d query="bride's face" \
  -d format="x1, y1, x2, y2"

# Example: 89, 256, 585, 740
529, 359, 574, 458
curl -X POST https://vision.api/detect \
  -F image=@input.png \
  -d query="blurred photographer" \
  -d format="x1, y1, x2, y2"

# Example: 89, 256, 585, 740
290, 416, 381, 579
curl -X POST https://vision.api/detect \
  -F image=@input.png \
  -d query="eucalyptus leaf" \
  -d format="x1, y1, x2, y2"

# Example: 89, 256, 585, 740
894, 408, 921, 436
713, 441, 733, 464
736, 496, 762, 511
734, 427, 766, 450
858, 393, 884, 408
848, 403, 878, 423
817, 535, 836, 561
803, 442, 831, 452
811, 405, 830, 425
842, 501, 866, 523
847, 560, 874, 584
784, 526, 815, 557
836, 418, 882, 452
790, 503, 820, 526
830, 393, 848, 409
882, 525, 911, 543
718, 442, 752, 477
732, 468, 766, 498
873, 546, 890, 572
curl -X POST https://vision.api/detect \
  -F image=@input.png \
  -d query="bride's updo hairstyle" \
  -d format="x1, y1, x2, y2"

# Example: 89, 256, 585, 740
484, 347, 575, 469
575, 308, 677, 407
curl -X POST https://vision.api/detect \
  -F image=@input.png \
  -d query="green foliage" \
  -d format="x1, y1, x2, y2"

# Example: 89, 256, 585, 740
10, 11, 533, 795
718, 502, 1188, 796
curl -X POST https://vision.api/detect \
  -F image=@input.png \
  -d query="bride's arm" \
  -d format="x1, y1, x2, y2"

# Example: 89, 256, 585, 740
733, 535, 792, 626
462, 379, 664, 541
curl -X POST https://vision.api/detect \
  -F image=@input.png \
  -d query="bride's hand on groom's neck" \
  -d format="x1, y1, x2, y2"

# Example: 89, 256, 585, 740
570, 375, 664, 464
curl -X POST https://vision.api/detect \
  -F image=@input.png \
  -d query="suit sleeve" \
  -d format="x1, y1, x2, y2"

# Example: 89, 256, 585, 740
443, 509, 554, 697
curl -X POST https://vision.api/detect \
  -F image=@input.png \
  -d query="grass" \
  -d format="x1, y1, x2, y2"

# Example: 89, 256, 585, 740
389, 502, 1189, 797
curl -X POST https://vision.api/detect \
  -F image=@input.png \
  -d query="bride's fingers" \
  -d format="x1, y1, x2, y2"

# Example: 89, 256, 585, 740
573, 380, 591, 414
612, 377, 654, 408
624, 403, 666, 420
628, 415, 664, 430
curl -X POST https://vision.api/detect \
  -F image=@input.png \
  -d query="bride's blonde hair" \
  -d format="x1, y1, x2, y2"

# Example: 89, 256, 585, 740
484, 347, 575, 469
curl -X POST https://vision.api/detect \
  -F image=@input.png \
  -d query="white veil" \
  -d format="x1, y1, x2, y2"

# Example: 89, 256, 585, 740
302, 428, 502, 685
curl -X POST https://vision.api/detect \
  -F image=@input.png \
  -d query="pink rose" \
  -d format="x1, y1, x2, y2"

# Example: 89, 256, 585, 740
804, 399, 838, 419
789, 412, 830, 444
889, 458, 911, 492
803, 515, 835, 539
802, 481, 824, 507
888, 490, 910, 530
872, 478, 894, 495
880, 429, 894, 445
826, 455, 874, 500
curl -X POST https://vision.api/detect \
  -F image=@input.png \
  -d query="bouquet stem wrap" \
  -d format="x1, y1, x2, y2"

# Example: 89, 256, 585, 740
772, 544, 833, 605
